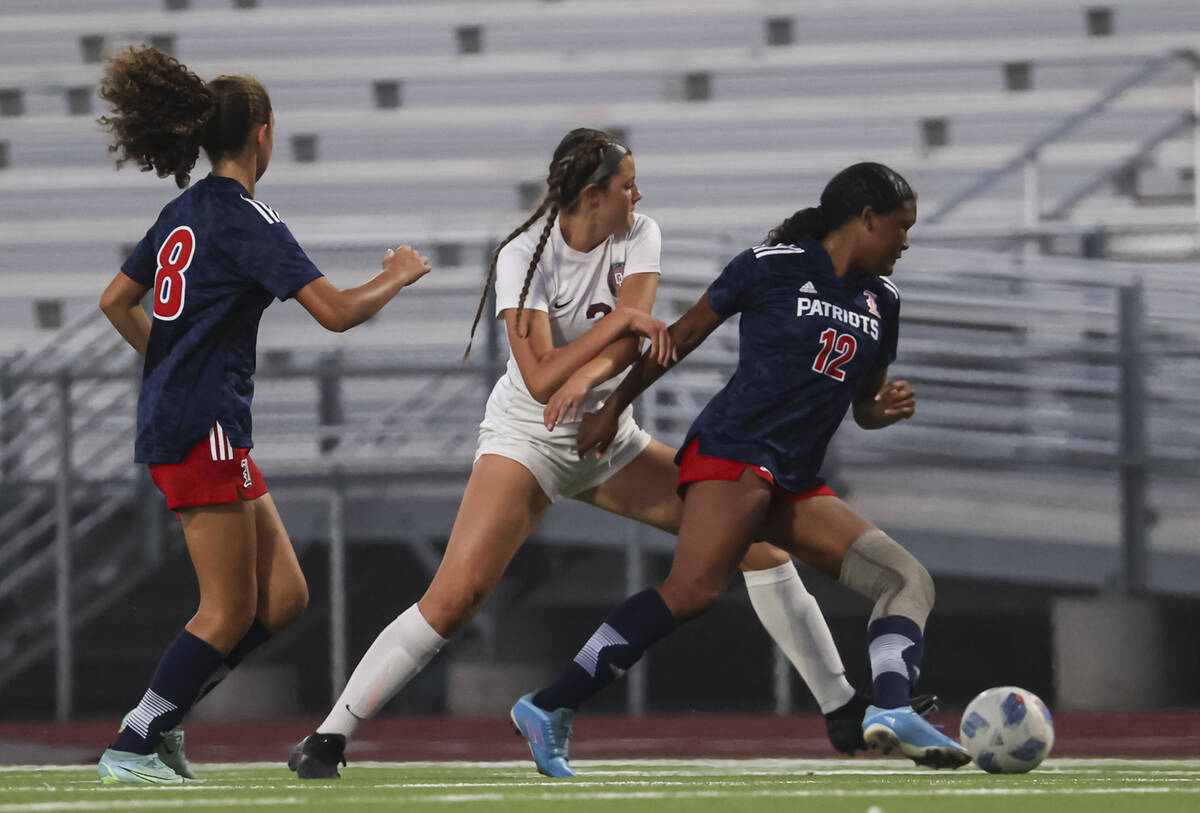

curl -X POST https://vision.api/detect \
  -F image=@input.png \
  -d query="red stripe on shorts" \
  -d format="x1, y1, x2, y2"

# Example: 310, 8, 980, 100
676, 438, 835, 503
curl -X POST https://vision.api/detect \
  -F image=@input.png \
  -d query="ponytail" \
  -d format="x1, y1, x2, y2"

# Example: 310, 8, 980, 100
766, 206, 829, 245
98, 45, 271, 188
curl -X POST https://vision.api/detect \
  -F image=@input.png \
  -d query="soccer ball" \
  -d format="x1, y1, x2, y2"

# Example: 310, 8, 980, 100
959, 686, 1055, 773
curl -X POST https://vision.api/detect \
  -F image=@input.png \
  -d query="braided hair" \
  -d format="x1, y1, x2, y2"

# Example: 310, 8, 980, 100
464, 128, 628, 359
98, 45, 271, 188
766, 162, 915, 246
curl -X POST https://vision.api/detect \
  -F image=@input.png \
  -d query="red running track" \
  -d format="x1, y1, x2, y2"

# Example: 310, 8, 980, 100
2, 711, 1197, 765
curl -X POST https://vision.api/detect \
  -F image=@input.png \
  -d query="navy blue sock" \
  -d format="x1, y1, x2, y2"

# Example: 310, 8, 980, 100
112, 629, 226, 754
867, 616, 924, 709
533, 588, 677, 712
194, 618, 272, 704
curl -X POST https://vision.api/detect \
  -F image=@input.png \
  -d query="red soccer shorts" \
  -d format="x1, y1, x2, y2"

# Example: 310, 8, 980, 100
149, 424, 268, 510
677, 438, 835, 510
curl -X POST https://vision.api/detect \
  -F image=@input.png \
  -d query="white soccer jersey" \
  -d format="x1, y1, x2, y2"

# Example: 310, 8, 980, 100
486, 212, 662, 437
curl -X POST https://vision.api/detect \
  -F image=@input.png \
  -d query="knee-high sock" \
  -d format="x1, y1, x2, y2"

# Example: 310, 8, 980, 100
111, 629, 226, 754
533, 588, 676, 712
744, 562, 856, 713
193, 618, 272, 705
317, 604, 447, 738
867, 615, 924, 709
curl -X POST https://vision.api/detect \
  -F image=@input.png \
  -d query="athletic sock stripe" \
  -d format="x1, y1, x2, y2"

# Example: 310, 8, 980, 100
125, 689, 178, 739
869, 632, 916, 679
573, 623, 628, 678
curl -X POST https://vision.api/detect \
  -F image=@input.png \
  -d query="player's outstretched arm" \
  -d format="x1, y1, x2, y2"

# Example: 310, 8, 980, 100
852, 369, 915, 429
543, 272, 661, 430
509, 303, 673, 405
99, 271, 151, 356
577, 293, 724, 456
296, 245, 431, 333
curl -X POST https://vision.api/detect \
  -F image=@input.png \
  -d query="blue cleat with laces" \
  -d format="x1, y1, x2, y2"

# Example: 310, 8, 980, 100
863, 704, 971, 769
510, 693, 576, 778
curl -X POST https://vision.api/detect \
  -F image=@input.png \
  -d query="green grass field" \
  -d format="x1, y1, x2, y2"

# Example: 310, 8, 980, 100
2, 758, 1198, 812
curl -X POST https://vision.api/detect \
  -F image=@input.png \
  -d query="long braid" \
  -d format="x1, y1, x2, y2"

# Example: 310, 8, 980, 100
464, 129, 614, 358
463, 200, 551, 360
513, 200, 560, 337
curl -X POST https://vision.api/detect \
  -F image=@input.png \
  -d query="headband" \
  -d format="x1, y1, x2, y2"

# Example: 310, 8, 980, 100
583, 143, 629, 186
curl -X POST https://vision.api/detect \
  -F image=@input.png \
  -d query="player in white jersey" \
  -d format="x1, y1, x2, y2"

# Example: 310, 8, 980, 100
289, 129, 873, 778
477, 208, 664, 500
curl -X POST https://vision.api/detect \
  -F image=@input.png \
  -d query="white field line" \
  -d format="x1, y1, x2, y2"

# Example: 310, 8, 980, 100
9, 785, 1200, 811
0, 801, 300, 812
4, 757, 1200, 774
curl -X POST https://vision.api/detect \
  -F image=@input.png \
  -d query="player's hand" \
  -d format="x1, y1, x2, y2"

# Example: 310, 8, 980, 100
544, 372, 591, 431
383, 245, 432, 288
577, 406, 620, 459
619, 306, 676, 367
874, 379, 915, 422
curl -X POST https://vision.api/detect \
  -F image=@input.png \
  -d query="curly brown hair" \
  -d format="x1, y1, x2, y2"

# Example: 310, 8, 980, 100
464, 127, 627, 359
98, 45, 271, 188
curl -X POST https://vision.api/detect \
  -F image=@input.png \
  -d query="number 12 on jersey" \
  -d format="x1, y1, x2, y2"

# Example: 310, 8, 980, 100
812, 328, 857, 381
154, 226, 195, 321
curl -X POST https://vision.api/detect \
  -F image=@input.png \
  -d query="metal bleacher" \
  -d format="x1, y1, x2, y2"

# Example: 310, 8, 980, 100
1, 0, 1197, 348
1, 0, 1199, 711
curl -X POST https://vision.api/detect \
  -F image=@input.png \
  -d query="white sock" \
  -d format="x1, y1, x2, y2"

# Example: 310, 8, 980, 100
318, 604, 448, 738
744, 561, 856, 714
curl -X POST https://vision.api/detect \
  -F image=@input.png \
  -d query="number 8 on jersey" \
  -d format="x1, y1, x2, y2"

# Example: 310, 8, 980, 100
154, 226, 195, 321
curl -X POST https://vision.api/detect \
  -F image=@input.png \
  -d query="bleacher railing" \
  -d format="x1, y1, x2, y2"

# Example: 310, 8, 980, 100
924, 48, 1199, 244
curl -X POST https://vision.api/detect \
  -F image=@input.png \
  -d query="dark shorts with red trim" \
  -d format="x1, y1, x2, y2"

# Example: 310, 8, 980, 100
676, 438, 835, 511
149, 426, 268, 510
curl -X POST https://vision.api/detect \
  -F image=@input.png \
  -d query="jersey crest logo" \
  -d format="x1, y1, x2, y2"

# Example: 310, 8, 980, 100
863, 290, 881, 318
607, 261, 625, 296
799, 281, 818, 294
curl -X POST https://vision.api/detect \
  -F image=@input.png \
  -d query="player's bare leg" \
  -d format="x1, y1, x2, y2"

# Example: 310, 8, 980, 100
249, 494, 309, 633
291, 455, 551, 778
418, 455, 552, 637
578, 440, 863, 749
761, 498, 968, 768
101, 501, 259, 784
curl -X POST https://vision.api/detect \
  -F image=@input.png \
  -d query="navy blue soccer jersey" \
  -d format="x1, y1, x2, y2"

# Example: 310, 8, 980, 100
121, 174, 323, 463
678, 237, 900, 493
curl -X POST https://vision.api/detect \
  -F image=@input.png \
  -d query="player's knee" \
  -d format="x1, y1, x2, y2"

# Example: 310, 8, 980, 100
838, 528, 935, 629
420, 580, 491, 637
269, 580, 309, 629
660, 574, 725, 622
192, 604, 257, 651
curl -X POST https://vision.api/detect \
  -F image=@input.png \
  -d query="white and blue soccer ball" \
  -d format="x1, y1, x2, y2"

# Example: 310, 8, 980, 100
959, 686, 1055, 773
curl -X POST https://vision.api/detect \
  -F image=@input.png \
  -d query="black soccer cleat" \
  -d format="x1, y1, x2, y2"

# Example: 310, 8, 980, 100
287, 733, 347, 779
910, 693, 940, 718
824, 691, 872, 755
823, 692, 940, 756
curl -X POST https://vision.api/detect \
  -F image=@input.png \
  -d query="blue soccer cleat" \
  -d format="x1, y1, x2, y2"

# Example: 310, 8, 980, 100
510, 693, 576, 778
863, 704, 971, 769
97, 748, 185, 785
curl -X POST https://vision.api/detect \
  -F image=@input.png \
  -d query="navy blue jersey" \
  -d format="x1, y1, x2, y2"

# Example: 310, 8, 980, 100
122, 174, 323, 463
678, 237, 900, 492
